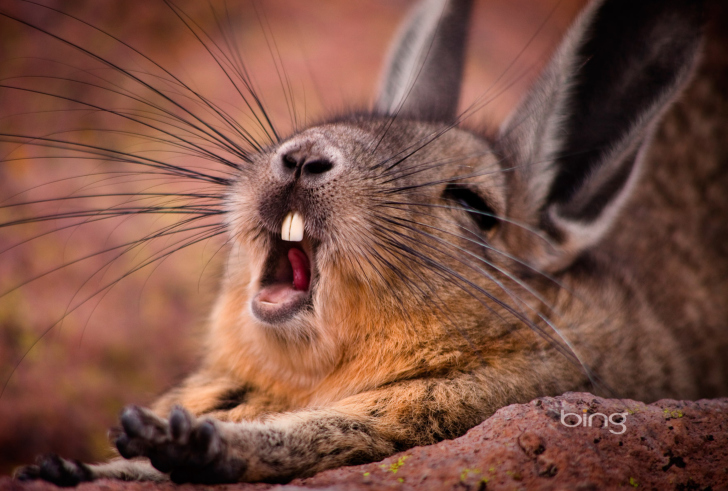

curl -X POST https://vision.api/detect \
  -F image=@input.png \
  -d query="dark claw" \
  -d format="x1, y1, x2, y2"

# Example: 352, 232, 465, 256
183, 420, 216, 467
196, 421, 215, 449
113, 405, 241, 484
14, 464, 40, 481
169, 406, 192, 443
115, 432, 136, 459
15, 454, 93, 487
120, 406, 145, 437
120, 405, 167, 442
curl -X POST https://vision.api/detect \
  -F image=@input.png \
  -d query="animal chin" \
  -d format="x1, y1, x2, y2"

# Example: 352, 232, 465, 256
251, 235, 314, 324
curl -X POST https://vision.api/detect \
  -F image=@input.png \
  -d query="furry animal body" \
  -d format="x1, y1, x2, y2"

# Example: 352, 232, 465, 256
5, 0, 728, 484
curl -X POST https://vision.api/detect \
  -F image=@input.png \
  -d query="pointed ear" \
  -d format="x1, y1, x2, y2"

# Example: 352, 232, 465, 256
375, 0, 473, 121
498, 0, 705, 271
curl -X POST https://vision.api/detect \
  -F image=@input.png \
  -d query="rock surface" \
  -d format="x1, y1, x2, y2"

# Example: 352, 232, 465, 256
3, 392, 727, 491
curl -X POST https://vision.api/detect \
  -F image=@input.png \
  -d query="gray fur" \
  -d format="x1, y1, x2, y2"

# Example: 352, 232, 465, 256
15, 0, 728, 486
497, 0, 705, 271
376, 0, 473, 120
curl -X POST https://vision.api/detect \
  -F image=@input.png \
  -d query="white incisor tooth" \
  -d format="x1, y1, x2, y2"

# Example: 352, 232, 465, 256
281, 212, 292, 241
281, 211, 304, 242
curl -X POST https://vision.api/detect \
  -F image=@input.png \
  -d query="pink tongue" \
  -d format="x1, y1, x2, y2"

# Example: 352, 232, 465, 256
288, 248, 311, 291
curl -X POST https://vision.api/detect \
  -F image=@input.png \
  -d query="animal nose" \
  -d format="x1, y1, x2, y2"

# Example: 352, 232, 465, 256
279, 150, 334, 179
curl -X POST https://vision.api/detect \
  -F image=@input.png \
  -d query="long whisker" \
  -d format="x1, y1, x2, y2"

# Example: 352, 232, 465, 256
7, 0, 273, 155
0, 133, 228, 183
0, 225, 227, 398
163, 0, 279, 143
378, 210, 600, 385
0, 83, 245, 170
0, 218, 224, 299
369, 226, 506, 357
379, 200, 556, 271
373, 215, 611, 394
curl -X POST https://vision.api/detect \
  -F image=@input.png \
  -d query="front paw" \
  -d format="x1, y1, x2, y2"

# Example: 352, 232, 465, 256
14, 454, 93, 487
115, 405, 245, 483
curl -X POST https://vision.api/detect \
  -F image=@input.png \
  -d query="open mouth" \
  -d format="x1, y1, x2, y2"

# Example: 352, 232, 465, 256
251, 212, 315, 324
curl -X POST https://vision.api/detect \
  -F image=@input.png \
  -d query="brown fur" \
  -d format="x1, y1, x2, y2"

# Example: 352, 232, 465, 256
15, 0, 728, 485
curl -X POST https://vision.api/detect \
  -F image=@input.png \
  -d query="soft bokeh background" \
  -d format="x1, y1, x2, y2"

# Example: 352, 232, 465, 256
0, 0, 585, 475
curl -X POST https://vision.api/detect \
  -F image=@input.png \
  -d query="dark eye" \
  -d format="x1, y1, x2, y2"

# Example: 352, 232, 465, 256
442, 184, 498, 231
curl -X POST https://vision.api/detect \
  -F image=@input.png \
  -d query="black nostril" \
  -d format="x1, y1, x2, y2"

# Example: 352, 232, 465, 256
282, 153, 298, 171
280, 149, 333, 178
302, 159, 333, 175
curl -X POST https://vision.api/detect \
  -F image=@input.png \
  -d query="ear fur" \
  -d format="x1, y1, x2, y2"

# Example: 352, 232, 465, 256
376, 0, 473, 121
498, 0, 705, 271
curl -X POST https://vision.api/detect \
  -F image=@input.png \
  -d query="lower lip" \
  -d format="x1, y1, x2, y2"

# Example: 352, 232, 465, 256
250, 285, 311, 324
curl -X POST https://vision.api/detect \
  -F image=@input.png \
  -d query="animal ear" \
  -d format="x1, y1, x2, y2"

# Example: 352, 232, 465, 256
498, 0, 705, 271
375, 0, 473, 121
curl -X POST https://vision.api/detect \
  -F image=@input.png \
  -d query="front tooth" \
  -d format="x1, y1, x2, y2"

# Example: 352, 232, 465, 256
281, 211, 304, 242
289, 211, 304, 242
281, 212, 293, 241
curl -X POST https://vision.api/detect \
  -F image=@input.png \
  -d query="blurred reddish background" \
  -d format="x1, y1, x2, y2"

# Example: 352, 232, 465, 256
0, 0, 585, 475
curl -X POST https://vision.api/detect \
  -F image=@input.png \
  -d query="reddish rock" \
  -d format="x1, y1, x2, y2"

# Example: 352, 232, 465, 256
3, 393, 727, 490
